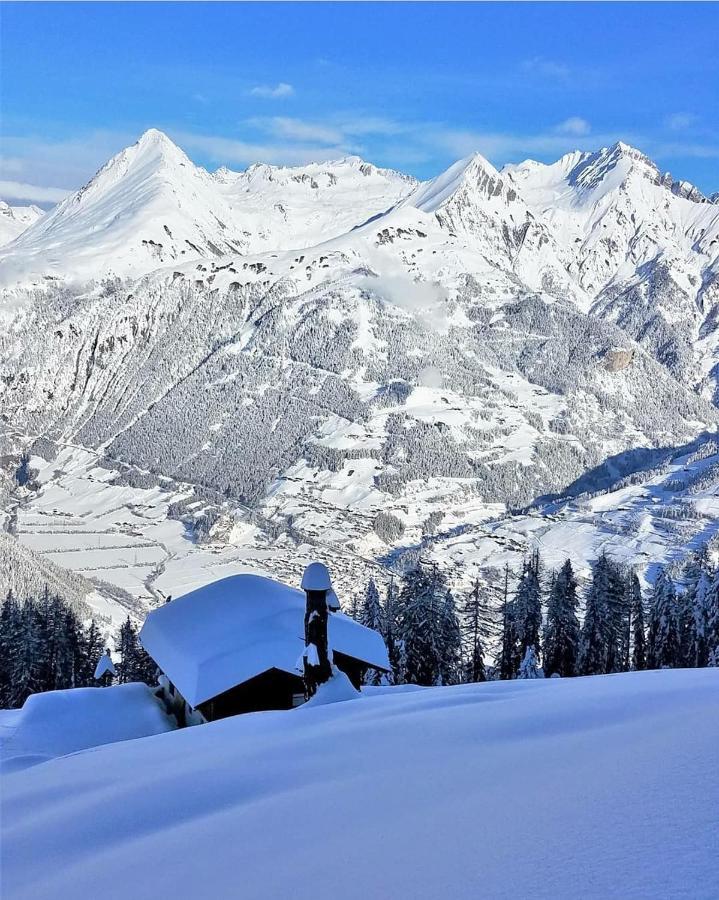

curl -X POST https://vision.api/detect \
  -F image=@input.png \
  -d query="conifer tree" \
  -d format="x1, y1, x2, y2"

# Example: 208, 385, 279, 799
383, 577, 400, 684
78, 620, 106, 685
0, 591, 22, 706
498, 565, 521, 680
438, 589, 462, 685
579, 555, 613, 675
647, 569, 680, 669
514, 552, 543, 663
604, 560, 630, 674
359, 578, 384, 685
543, 559, 579, 678
359, 578, 383, 632
7, 599, 43, 708
115, 616, 155, 684
397, 562, 447, 685
517, 645, 542, 679
627, 572, 647, 671
460, 580, 487, 683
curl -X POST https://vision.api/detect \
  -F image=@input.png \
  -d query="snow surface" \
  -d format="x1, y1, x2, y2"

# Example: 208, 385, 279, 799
139, 573, 390, 707
0, 201, 44, 247
2, 669, 717, 899
0, 683, 175, 774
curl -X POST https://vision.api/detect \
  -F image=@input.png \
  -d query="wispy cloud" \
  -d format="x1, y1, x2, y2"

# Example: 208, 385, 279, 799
555, 117, 591, 136
0, 179, 69, 204
248, 82, 295, 99
520, 57, 571, 80
175, 131, 349, 167
0, 130, 137, 200
664, 112, 698, 132
247, 117, 346, 145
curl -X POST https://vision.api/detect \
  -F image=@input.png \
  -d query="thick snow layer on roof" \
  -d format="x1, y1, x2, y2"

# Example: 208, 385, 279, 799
94, 652, 117, 679
3, 670, 718, 899
139, 573, 389, 708
0, 683, 174, 773
301, 560, 332, 590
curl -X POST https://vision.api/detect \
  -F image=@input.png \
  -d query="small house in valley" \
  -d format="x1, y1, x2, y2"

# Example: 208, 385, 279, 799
139, 571, 390, 723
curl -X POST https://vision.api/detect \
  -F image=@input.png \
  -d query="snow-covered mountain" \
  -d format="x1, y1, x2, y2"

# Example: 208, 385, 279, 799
503, 142, 719, 393
0, 202, 44, 248
215, 155, 416, 254
1, 129, 718, 619
0, 130, 416, 284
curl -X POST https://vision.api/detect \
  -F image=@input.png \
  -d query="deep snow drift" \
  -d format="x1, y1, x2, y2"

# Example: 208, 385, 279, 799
0, 683, 175, 773
2, 669, 718, 899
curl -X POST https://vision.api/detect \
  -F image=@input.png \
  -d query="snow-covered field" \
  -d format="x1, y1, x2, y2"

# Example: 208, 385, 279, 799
2, 669, 717, 899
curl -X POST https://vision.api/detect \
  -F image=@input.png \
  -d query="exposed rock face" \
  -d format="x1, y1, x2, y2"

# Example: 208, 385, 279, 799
604, 348, 634, 372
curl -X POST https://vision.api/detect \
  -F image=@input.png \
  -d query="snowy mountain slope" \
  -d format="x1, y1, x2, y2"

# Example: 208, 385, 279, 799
398, 153, 588, 308
2, 219, 713, 509
0, 132, 417, 285
504, 143, 719, 392
0, 130, 252, 283
3, 670, 719, 900
215, 155, 417, 253
504, 142, 719, 293
0, 202, 44, 248
0, 530, 129, 626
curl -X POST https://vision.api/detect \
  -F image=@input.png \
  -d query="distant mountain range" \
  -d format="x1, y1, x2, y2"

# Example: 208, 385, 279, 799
2, 129, 719, 616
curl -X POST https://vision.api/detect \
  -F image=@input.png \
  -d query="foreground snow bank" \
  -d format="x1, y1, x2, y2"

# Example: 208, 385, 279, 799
3, 670, 718, 899
0, 683, 175, 772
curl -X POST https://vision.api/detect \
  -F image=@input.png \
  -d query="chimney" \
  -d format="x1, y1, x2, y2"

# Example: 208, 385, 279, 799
301, 562, 333, 697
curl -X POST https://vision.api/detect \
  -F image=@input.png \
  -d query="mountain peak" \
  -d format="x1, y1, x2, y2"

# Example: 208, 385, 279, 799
136, 127, 174, 147
401, 151, 507, 215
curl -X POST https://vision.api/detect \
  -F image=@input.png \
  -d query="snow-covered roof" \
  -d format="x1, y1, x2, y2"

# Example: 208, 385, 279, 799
94, 653, 117, 680
139, 574, 389, 708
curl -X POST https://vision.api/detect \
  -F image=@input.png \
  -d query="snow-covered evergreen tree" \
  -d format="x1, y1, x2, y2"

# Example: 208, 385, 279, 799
460, 580, 487, 683
647, 569, 680, 669
604, 560, 630, 674
397, 562, 448, 686
438, 589, 462, 685
513, 552, 543, 664
517, 645, 542, 679
498, 566, 521, 680
7, 599, 43, 708
115, 616, 156, 684
579, 555, 613, 675
79, 620, 106, 685
627, 572, 647, 671
0, 591, 22, 707
383, 577, 400, 684
543, 559, 579, 678
360, 578, 383, 632
359, 578, 384, 685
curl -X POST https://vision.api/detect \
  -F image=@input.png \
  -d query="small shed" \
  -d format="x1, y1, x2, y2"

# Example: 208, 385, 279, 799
139, 573, 389, 722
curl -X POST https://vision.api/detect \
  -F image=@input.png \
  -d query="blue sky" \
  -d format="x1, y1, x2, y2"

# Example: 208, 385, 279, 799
1, 2, 718, 205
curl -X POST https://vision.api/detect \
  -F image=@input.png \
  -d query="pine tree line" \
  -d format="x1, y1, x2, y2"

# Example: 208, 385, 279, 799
357, 545, 719, 686
0, 590, 156, 709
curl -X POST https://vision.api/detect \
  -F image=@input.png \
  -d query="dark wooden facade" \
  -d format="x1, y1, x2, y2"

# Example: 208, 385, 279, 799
195, 655, 369, 722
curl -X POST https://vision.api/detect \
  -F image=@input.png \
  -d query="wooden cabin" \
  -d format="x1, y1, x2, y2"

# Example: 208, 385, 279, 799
139, 572, 390, 723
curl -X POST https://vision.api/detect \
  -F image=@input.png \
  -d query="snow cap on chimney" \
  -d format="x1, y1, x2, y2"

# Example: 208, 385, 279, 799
301, 561, 332, 592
